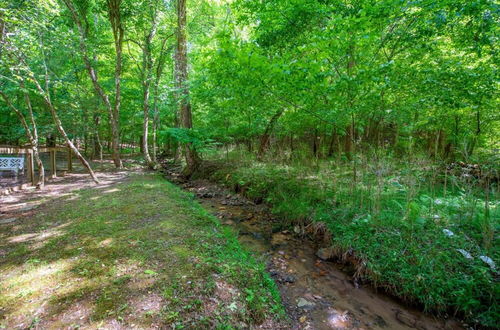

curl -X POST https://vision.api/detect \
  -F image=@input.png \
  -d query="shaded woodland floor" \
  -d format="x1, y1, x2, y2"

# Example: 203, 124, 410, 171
0, 164, 283, 329
0, 158, 495, 329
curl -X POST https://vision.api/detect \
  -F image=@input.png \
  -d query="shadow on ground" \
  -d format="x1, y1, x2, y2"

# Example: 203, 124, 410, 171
0, 166, 284, 329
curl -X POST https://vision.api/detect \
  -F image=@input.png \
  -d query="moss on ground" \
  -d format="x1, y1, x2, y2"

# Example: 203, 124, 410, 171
0, 173, 284, 328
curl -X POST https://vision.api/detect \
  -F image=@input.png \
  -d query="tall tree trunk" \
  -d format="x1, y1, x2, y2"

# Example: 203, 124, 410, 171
312, 128, 319, 158
22, 80, 45, 188
48, 102, 99, 184
152, 91, 159, 161
139, 136, 144, 153
151, 35, 171, 161
467, 110, 481, 157
107, 0, 124, 168
345, 40, 356, 160
0, 13, 5, 58
172, 40, 182, 163
63, 0, 122, 168
344, 124, 352, 156
434, 129, 441, 159
151, 71, 162, 161
140, 22, 157, 167
176, 0, 199, 177
328, 127, 337, 157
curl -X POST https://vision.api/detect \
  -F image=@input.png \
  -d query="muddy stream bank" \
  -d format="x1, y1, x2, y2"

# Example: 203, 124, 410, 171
162, 166, 464, 330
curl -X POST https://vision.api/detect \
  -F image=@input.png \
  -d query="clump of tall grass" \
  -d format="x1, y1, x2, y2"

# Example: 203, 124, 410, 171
205, 148, 499, 328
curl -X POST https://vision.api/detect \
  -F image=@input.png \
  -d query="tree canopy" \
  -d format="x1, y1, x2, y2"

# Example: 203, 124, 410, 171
0, 0, 497, 164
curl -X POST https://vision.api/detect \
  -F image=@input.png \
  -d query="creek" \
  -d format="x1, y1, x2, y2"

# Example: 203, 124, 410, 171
163, 167, 463, 330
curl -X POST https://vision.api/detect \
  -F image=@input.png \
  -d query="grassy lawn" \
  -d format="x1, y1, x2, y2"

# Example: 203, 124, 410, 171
0, 173, 284, 329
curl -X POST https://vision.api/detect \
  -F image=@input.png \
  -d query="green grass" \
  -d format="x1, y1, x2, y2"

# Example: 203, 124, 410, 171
204, 151, 499, 328
0, 173, 284, 328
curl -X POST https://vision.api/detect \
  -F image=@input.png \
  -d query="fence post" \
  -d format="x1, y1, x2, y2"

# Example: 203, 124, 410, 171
67, 146, 73, 171
27, 150, 35, 185
50, 148, 57, 178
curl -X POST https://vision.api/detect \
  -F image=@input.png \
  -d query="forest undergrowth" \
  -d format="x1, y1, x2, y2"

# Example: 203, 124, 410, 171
197, 147, 499, 328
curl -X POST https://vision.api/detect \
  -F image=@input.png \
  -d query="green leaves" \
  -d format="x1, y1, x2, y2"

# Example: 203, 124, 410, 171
144, 269, 158, 275
160, 127, 220, 152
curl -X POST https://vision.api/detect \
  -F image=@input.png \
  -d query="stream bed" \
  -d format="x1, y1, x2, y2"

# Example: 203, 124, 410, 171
163, 167, 464, 330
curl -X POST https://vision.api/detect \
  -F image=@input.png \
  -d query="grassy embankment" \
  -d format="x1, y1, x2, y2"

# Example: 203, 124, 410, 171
0, 173, 284, 328
201, 149, 499, 328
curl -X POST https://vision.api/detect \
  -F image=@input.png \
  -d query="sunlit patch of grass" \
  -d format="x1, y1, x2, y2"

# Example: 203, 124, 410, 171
0, 173, 284, 328
0, 259, 74, 323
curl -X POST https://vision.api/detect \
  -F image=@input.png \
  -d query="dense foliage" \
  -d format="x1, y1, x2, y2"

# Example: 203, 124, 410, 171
192, 0, 498, 160
1, 0, 498, 157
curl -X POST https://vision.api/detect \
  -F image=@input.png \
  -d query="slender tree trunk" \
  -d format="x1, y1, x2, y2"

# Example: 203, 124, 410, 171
344, 125, 352, 156
63, 0, 122, 168
141, 23, 157, 167
257, 108, 285, 160
176, 0, 199, 177
22, 80, 45, 188
0, 90, 45, 188
26, 47, 100, 184
152, 64, 163, 162
152, 97, 159, 161
328, 127, 336, 157
107, 0, 124, 168
139, 136, 144, 153
0, 13, 5, 58
468, 110, 481, 157
48, 102, 99, 183
172, 40, 182, 163
312, 128, 318, 158
94, 113, 103, 161
434, 129, 441, 159
151, 37, 171, 161
142, 84, 152, 164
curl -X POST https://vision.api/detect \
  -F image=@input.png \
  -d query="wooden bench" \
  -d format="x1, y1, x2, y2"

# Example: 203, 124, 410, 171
0, 157, 24, 179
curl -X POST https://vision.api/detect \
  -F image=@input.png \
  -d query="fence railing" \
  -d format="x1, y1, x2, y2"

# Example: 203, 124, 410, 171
0, 145, 73, 186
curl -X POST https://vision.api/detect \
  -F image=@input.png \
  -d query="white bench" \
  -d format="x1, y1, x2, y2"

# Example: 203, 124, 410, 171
0, 157, 24, 179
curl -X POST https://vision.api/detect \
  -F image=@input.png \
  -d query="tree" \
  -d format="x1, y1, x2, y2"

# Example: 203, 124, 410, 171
175, 0, 199, 176
128, 0, 174, 167
0, 85, 45, 188
63, 0, 123, 168
0, 2, 99, 184
106, 0, 124, 168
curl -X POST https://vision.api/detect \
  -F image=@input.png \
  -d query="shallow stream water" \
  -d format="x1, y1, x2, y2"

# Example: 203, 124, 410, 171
164, 168, 464, 330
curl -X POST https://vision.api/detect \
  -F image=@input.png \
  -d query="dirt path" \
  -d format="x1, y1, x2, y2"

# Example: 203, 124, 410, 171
0, 160, 134, 225
163, 166, 464, 330
2, 164, 288, 329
